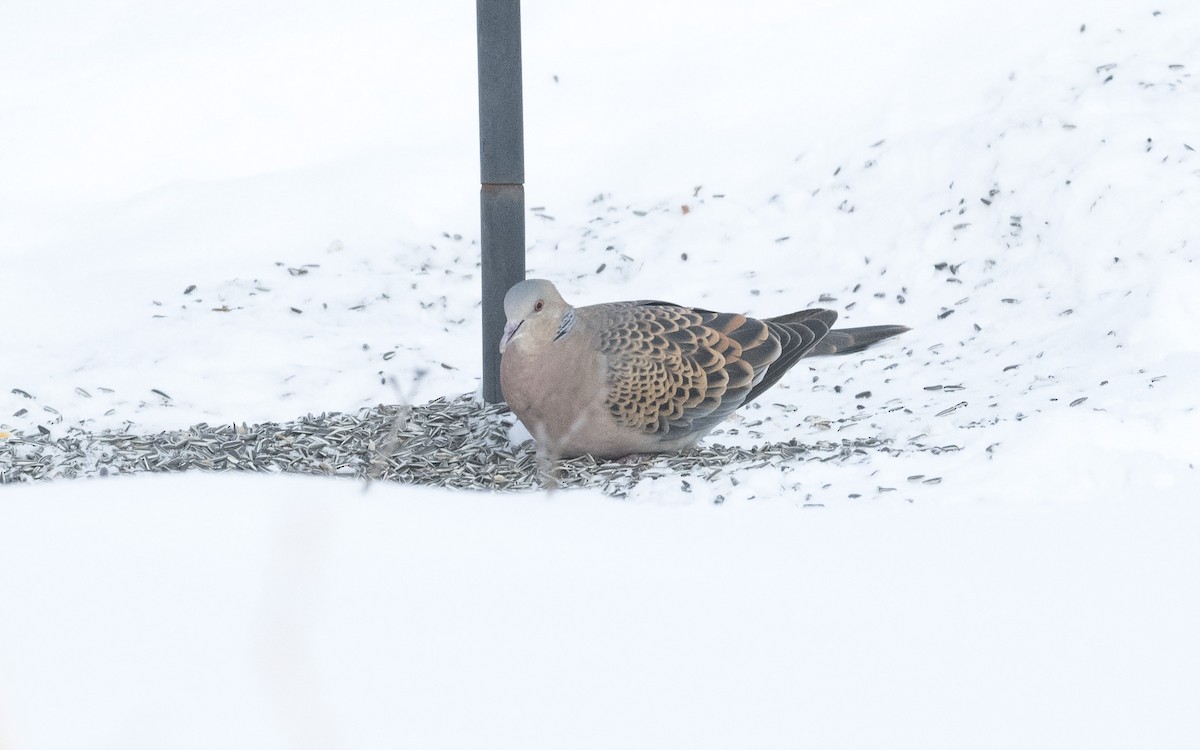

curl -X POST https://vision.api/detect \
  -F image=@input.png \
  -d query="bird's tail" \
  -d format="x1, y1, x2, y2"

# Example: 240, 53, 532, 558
808, 325, 910, 356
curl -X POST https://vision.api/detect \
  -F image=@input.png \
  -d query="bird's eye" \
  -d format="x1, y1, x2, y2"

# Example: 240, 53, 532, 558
534, 300, 544, 312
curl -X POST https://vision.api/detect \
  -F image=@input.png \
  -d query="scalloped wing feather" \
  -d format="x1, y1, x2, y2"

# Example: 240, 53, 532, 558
587, 302, 786, 440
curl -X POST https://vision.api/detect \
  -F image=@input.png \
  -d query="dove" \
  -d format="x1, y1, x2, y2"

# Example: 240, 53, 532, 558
498, 279, 908, 459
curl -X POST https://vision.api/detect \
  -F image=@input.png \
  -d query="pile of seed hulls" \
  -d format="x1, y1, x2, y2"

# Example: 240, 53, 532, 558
1, 393, 897, 496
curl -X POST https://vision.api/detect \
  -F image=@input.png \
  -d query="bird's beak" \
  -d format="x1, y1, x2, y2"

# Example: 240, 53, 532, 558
499, 320, 523, 353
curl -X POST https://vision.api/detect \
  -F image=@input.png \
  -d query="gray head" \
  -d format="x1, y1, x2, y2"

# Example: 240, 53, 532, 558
499, 279, 570, 353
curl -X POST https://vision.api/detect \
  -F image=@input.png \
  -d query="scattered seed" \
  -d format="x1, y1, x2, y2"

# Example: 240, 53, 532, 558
0, 394, 943, 492
936, 401, 968, 417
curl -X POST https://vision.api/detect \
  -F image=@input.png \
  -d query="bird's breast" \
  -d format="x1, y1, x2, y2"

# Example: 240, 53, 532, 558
500, 339, 609, 449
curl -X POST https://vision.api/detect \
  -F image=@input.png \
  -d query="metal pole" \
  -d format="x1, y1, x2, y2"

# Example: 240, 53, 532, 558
477, 0, 526, 403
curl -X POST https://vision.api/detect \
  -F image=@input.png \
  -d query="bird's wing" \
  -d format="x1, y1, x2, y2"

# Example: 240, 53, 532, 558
584, 301, 790, 439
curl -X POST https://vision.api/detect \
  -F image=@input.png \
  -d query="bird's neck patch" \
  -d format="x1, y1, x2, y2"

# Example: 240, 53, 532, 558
553, 308, 576, 341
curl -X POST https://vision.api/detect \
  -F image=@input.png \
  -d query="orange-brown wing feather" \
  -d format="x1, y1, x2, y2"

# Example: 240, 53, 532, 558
587, 302, 784, 439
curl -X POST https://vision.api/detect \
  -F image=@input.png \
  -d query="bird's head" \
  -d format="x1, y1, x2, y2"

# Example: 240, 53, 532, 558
499, 279, 571, 354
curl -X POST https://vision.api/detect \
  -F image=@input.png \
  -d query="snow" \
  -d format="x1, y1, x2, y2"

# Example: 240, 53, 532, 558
3, 474, 1199, 749
2, 0, 1199, 747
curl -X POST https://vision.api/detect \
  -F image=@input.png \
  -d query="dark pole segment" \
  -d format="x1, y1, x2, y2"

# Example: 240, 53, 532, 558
477, 0, 526, 403
477, 0, 524, 185
480, 185, 526, 403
